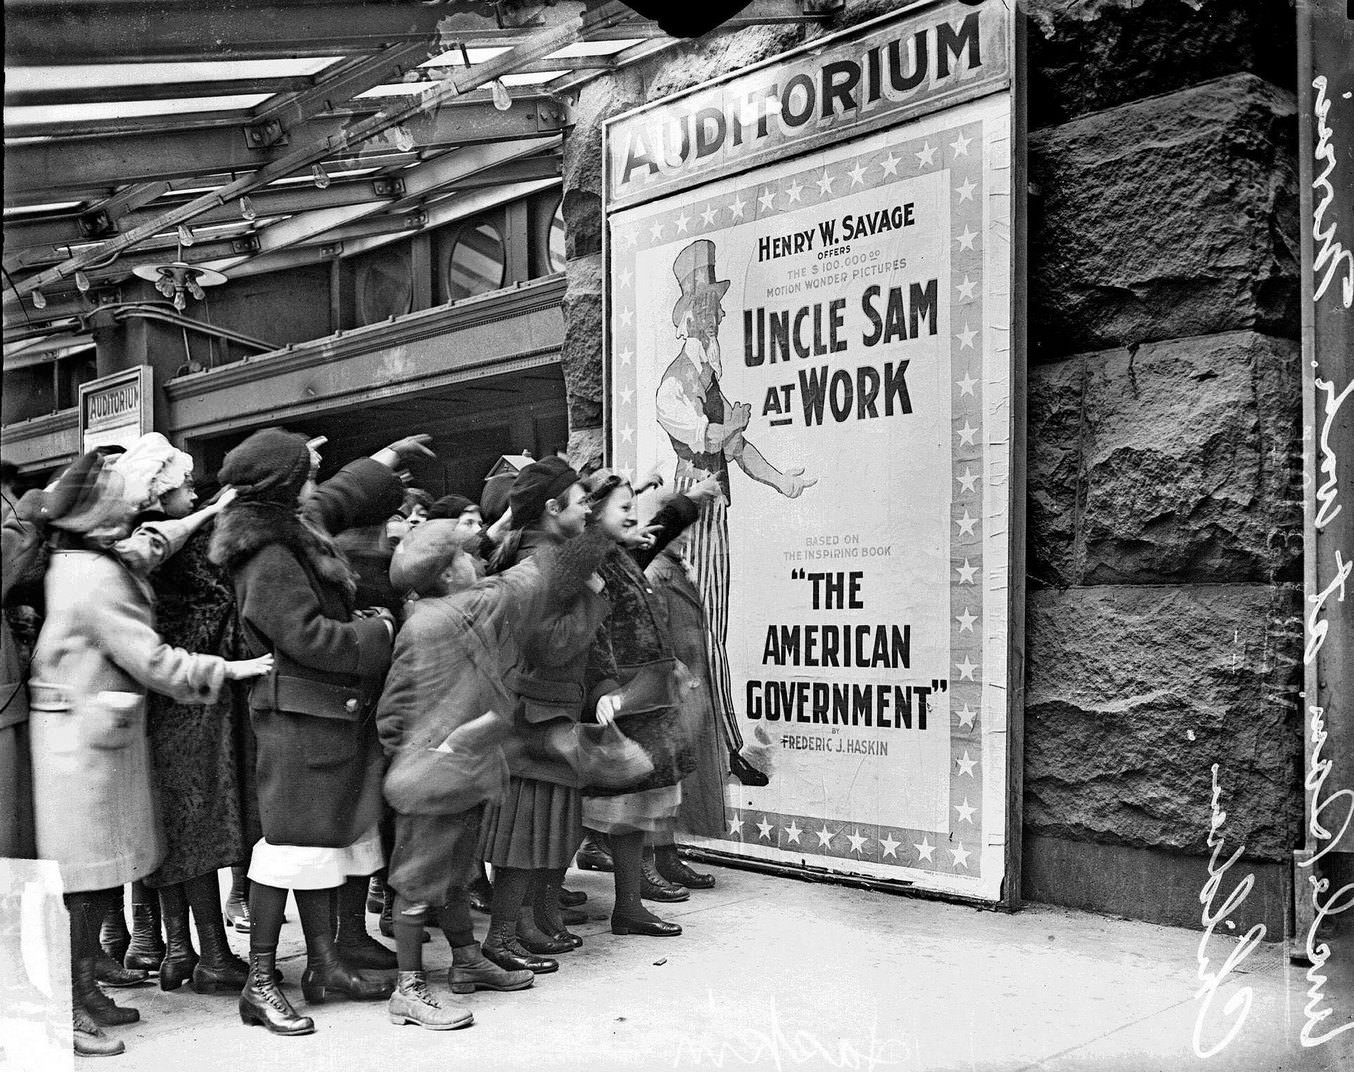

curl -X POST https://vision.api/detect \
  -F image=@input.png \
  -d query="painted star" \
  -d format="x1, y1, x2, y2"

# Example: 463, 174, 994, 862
915, 141, 937, 167
955, 226, 978, 251
880, 151, 901, 177
784, 820, 803, 844
619, 266, 633, 288
619, 228, 638, 248
879, 832, 900, 858
955, 509, 977, 535
957, 372, 978, 397
674, 211, 691, 234
956, 608, 977, 633
619, 385, 634, 405
756, 816, 774, 840
618, 348, 633, 366
914, 837, 935, 862
815, 825, 834, 849
955, 177, 977, 203
620, 426, 634, 444
955, 799, 976, 824
729, 816, 744, 836
956, 469, 978, 495
619, 467, 634, 482
785, 179, 804, 204
650, 221, 665, 241
955, 703, 977, 728
950, 843, 971, 869
846, 830, 868, 854
815, 172, 837, 196
957, 751, 977, 777
700, 205, 719, 227
956, 657, 978, 681
848, 160, 869, 186
620, 306, 635, 327
950, 131, 973, 158
955, 275, 977, 301
728, 194, 747, 220
955, 558, 977, 584
758, 189, 777, 212
956, 423, 977, 447
955, 324, 977, 350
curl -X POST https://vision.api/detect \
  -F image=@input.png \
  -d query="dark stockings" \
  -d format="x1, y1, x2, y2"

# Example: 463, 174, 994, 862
487, 866, 531, 930
249, 884, 333, 955
610, 830, 657, 922
391, 887, 476, 971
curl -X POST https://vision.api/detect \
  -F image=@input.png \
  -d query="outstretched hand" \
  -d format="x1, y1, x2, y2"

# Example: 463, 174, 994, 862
686, 475, 723, 506
778, 467, 817, 499
225, 653, 273, 681
622, 523, 662, 551
386, 434, 435, 463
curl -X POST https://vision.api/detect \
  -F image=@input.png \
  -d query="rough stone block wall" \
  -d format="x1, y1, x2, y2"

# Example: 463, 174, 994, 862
555, 0, 1305, 922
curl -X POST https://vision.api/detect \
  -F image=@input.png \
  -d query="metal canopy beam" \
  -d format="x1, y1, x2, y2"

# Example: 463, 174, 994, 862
3, 1, 600, 64
4, 76, 318, 108
204, 136, 560, 275
5, 0, 635, 306
4, 97, 565, 193
212, 177, 559, 281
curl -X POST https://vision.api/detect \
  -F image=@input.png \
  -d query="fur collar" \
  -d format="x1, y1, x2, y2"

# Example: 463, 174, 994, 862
209, 500, 358, 601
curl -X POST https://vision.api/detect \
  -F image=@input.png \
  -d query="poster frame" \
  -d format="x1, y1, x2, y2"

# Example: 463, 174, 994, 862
600, 0, 1026, 909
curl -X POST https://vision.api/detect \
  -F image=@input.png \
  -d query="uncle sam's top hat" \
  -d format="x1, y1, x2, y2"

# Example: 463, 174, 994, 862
671, 239, 731, 328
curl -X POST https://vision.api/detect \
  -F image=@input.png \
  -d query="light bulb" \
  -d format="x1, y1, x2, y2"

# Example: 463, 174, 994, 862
393, 125, 415, 152
311, 163, 331, 189
177, 223, 195, 247
75, 270, 91, 293
31, 288, 47, 309
490, 79, 512, 112
156, 277, 176, 299
173, 289, 187, 311
188, 280, 205, 301
239, 195, 257, 221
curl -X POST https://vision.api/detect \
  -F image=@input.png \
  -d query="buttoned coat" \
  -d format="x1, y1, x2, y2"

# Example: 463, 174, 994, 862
29, 547, 228, 892
210, 458, 402, 848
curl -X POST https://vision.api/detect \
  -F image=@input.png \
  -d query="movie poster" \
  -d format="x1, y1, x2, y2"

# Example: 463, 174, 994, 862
605, 1, 1017, 902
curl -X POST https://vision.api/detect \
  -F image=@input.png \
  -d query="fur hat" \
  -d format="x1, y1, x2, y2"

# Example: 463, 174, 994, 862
112, 432, 194, 510
218, 428, 312, 505
508, 456, 578, 528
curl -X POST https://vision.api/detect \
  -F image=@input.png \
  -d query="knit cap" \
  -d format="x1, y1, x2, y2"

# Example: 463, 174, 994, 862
218, 427, 312, 505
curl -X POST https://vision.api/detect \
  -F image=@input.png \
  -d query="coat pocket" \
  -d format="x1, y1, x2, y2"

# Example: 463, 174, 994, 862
81, 691, 143, 750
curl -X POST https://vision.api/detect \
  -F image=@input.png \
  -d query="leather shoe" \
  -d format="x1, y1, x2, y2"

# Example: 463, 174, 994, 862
641, 853, 689, 902
611, 913, 682, 937
729, 750, 770, 787
558, 888, 586, 907
656, 848, 716, 890
575, 832, 614, 872
482, 921, 557, 974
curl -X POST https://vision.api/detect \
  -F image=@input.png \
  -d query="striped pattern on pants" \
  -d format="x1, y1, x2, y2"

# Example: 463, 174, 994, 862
677, 484, 742, 753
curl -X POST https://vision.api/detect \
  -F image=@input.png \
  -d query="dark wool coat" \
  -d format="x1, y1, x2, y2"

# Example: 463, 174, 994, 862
646, 547, 727, 837
210, 458, 403, 849
500, 530, 612, 787
143, 521, 258, 886
584, 494, 702, 797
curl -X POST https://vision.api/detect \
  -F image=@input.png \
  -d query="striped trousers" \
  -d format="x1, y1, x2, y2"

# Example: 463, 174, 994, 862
677, 483, 742, 754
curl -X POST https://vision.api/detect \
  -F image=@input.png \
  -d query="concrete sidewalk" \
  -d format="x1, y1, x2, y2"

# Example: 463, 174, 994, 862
28, 863, 1354, 1072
